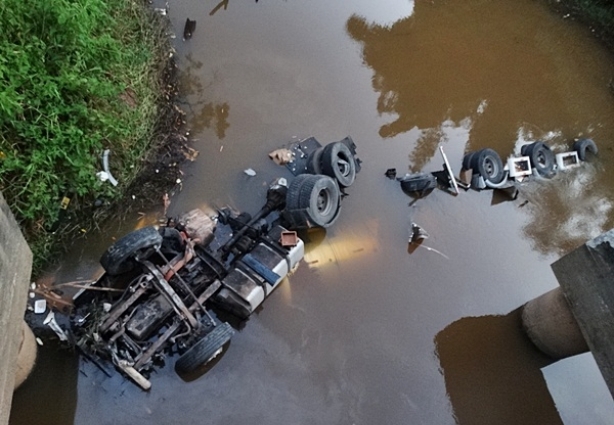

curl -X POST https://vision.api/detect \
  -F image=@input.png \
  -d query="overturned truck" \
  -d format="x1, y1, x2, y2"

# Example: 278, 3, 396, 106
72, 138, 360, 390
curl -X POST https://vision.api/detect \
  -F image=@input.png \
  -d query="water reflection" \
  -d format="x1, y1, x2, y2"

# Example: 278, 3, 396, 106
435, 310, 562, 425
346, 0, 614, 255
179, 54, 231, 138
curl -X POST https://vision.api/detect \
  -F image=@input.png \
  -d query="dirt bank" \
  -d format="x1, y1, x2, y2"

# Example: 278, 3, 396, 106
545, 0, 614, 53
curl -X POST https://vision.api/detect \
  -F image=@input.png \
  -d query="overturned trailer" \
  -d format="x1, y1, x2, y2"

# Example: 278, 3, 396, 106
72, 137, 360, 390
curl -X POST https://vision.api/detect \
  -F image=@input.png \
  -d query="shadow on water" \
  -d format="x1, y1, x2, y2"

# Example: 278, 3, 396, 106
434, 309, 563, 425
9, 341, 79, 425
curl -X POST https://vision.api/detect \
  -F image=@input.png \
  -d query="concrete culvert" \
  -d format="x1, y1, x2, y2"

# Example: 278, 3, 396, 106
14, 320, 37, 390
521, 287, 589, 359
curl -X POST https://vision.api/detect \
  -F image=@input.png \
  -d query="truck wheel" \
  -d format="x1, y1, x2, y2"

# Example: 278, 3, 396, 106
320, 142, 356, 187
521, 141, 555, 177
286, 174, 313, 210
472, 148, 505, 184
100, 226, 162, 275
573, 138, 598, 161
306, 147, 324, 175
298, 175, 340, 227
175, 322, 235, 375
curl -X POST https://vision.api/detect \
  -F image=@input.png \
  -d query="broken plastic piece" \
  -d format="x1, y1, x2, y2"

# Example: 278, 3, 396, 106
96, 171, 109, 182
34, 299, 47, 314
244, 168, 256, 177
102, 149, 119, 186
44, 311, 69, 341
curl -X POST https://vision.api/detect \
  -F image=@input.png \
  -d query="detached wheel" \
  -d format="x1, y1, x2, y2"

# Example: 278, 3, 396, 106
320, 142, 356, 187
100, 226, 162, 275
462, 151, 477, 171
472, 148, 505, 184
286, 174, 340, 228
306, 147, 324, 175
573, 138, 598, 161
521, 141, 555, 177
175, 322, 235, 375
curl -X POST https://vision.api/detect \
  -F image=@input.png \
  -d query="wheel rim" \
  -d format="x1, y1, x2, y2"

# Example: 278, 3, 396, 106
316, 188, 332, 215
536, 151, 547, 166
337, 158, 351, 177
483, 158, 498, 178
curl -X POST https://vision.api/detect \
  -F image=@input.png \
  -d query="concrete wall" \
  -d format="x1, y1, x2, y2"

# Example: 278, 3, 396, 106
0, 192, 32, 425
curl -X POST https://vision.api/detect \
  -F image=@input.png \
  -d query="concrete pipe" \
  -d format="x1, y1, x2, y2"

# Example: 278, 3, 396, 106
13, 320, 37, 390
521, 287, 589, 360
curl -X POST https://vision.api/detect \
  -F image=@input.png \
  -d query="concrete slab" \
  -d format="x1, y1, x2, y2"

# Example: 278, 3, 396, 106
551, 229, 614, 400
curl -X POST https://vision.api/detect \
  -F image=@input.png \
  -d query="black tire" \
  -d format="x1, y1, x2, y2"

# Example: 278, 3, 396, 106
306, 147, 324, 175
100, 226, 162, 275
175, 322, 235, 375
471, 148, 505, 184
287, 174, 340, 227
398, 173, 437, 198
286, 174, 313, 210
521, 141, 555, 177
462, 151, 477, 171
573, 138, 598, 161
320, 142, 356, 187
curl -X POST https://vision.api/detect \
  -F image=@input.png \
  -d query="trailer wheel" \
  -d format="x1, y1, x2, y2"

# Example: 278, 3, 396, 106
462, 151, 477, 171
472, 148, 505, 184
573, 138, 598, 161
100, 226, 162, 275
175, 322, 235, 375
521, 141, 555, 177
320, 142, 356, 187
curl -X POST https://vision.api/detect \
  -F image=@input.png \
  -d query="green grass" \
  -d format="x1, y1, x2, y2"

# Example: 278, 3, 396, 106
0, 0, 169, 273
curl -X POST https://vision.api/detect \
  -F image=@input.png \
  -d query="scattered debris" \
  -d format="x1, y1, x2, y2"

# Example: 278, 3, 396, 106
183, 18, 196, 40
102, 149, 119, 186
182, 146, 199, 162
397, 173, 437, 198
34, 299, 47, 314
385, 168, 397, 179
268, 148, 293, 166
44, 311, 69, 342
410, 223, 429, 243
163, 193, 171, 215
244, 168, 257, 177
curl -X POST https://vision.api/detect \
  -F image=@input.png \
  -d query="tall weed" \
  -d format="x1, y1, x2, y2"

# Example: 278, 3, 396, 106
0, 0, 164, 262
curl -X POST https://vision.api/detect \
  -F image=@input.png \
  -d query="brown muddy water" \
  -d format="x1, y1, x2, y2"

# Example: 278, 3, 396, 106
10, 0, 614, 424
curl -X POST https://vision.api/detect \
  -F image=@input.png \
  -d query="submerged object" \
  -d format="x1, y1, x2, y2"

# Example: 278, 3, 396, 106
397, 172, 437, 198
183, 18, 196, 40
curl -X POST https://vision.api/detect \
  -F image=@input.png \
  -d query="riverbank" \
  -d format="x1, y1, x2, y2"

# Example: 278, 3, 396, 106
546, 0, 614, 52
0, 0, 187, 276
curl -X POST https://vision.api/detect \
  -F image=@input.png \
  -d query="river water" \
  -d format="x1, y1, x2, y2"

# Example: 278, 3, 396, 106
10, 0, 614, 424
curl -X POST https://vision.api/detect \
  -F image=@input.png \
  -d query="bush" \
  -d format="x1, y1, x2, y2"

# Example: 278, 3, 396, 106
0, 0, 165, 268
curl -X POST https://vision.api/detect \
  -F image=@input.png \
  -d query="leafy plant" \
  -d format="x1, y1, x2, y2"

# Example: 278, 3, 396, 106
0, 0, 168, 272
